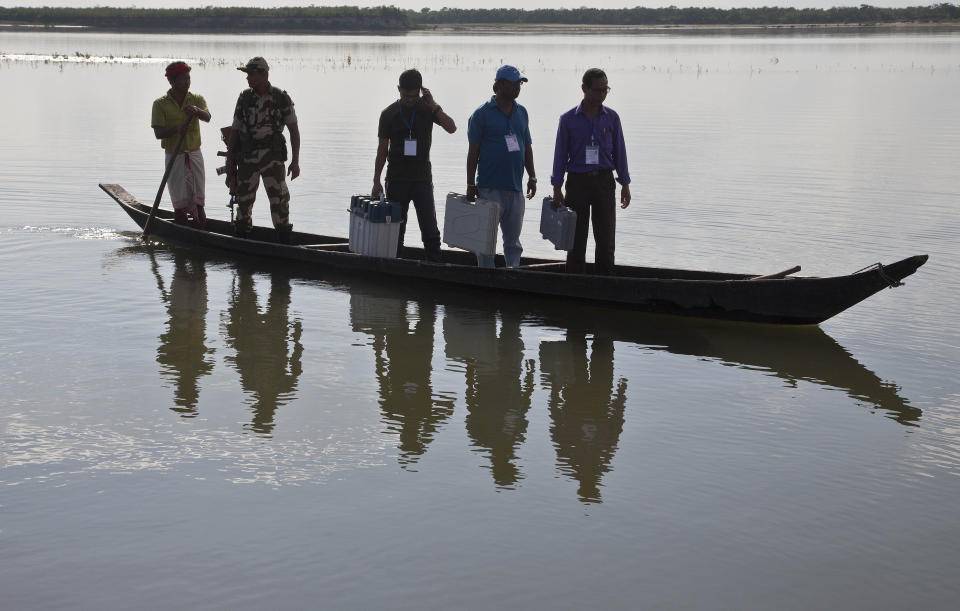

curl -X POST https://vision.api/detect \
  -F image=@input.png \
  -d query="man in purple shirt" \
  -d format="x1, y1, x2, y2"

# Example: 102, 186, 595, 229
550, 68, 631, 276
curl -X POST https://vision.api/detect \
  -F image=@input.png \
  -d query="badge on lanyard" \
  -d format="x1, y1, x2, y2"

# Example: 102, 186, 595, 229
585, 145, 600, 165
404, 137, 417, 156
586, 116, 601, 165
505, 133, 520, 152
400, 101, 417, 156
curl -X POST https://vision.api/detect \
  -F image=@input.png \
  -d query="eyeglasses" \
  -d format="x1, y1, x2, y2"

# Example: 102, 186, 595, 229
590, 86, 611, 94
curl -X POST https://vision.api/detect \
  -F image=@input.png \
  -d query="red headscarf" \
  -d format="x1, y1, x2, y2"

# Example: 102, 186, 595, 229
165, 62, 191, 79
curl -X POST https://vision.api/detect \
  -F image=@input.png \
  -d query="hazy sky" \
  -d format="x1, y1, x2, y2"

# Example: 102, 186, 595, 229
5, 1, 932, 11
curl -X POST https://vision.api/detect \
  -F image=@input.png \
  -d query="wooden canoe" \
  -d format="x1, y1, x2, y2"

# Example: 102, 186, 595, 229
101, 183, 927, 325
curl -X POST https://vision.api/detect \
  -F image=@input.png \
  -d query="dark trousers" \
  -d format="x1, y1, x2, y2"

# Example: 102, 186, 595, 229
565, 170, 617, 276
386, 179, 442, 260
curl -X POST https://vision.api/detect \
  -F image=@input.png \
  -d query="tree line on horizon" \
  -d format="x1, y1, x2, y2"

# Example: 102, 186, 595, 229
409, 4, 960, 25
0, 6, 410, 31
0, 5, 958, 31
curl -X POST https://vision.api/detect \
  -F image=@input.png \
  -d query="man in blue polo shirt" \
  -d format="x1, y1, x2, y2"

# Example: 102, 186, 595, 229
466, 65, 538, 268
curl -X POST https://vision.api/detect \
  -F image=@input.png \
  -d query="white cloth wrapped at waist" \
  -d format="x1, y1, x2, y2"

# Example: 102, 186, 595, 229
164, 148, 206, 211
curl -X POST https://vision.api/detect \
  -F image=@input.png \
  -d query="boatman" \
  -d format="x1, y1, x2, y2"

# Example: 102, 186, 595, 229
151, 61, 211, 228
225, 57, 300, 243
372, 69, 457, 262
466, 65, 537, 268
550, 68, 631, 276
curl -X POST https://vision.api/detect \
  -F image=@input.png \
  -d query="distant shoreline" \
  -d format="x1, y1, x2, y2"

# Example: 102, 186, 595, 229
2, 22, 959, 36
422, 22, 960, 32
0, 5, 957, 35
0, 23, 407, 35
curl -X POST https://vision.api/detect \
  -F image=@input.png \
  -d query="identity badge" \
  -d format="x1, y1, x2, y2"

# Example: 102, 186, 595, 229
404, 138, 417, 156
505, 133, 521, 152
585, 145, 600, 165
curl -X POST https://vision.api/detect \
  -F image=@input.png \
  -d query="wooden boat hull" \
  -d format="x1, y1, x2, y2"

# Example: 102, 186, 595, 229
101, 183, 927, 325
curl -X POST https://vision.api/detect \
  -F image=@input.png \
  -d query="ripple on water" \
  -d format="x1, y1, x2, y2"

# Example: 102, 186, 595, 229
0, 417, 390, 488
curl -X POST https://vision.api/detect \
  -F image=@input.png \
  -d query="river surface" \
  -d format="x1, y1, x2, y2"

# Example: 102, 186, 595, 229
2, 29, 959, 609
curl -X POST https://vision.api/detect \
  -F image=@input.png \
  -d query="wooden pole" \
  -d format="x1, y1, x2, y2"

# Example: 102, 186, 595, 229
750, 265, 801, 280
142, 118, 194, 241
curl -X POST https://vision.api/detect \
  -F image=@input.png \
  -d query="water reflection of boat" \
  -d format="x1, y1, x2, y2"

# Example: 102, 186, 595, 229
350, 290, 454, 466
343, 275, 918, 505
528, 306, 920, 427
222, 265, 303, 436
341, 272, 918, 429
111, 245, 919, 497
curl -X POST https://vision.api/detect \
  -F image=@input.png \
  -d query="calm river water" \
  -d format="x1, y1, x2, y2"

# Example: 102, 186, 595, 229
2, 29, 959, 609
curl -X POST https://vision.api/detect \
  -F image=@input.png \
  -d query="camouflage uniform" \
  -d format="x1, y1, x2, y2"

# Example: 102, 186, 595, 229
231, 86, 297, 233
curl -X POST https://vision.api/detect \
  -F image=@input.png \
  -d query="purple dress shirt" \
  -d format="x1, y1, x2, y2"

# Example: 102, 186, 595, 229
550, 103, 630, 187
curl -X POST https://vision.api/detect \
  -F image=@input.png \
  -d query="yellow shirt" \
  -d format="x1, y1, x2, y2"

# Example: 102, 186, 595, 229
151, 90, 208, 152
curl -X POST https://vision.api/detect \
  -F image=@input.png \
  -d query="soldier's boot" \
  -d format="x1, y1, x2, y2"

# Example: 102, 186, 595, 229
234, 220, 250, 239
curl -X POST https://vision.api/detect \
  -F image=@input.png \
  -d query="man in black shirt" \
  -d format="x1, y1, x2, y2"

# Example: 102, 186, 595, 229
373, 69, 457, 261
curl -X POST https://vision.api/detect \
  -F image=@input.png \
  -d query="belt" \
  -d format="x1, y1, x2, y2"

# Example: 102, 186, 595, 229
570, 169, 613, 177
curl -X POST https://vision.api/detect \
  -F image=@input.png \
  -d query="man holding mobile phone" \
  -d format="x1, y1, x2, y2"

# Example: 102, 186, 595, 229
373, 69, 457, 261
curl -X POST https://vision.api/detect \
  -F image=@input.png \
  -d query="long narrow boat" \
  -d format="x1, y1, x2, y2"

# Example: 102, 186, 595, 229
101, 183, 927, 325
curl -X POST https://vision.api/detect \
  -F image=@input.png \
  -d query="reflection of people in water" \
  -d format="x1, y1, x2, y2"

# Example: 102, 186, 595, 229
351, 292, 453, 465
222, 266, 303, 435
154, 249, 214, 417
541, 329, 627, 504
445, 307, 534, 488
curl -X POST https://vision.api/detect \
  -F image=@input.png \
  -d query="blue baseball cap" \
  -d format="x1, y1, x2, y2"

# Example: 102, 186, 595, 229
495, 65, 528, 83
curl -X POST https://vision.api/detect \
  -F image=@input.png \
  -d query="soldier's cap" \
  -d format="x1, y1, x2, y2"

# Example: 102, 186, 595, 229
238, 57, 269, 73
495, 65, 527, 83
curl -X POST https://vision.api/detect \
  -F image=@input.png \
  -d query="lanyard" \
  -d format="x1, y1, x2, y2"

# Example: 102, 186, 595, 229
584, 110, 601, 166
500, 102, 515, 136
398, 100, 415, 138
582, 104, 604, 145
